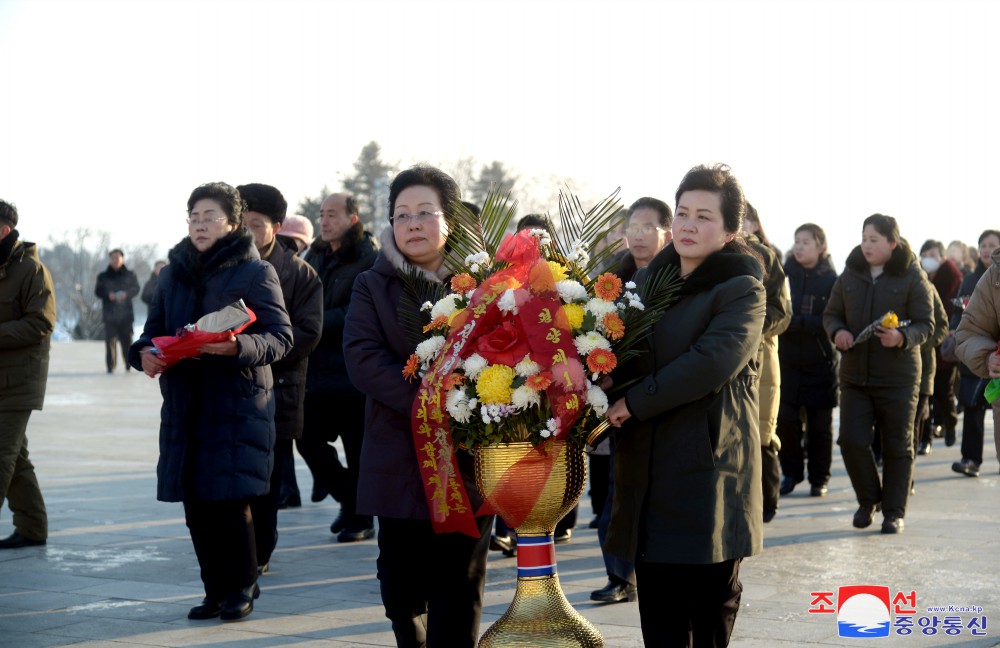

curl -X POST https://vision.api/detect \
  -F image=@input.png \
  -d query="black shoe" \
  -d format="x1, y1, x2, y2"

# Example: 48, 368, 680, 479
763, 509, 776, 523
881, 515, 904, 534
588, 516, 600, 529
590, 579, 637, 603
852, 504, 880, 529
952, 458, 980, 477
490, 534, 517, 556
311, 483, 329, 503
945, 427, 956, 447
337, 517, 375, 543
779, 476, 799, 496
330, 510, 348, 534
554, 529, 572, 544
277, 492, 301, 510
0, 532, 46, 549
809, 484, 828, 497
917, 440, 932, 456
257, 563, 269, 576
188, 596, 224, 620
220, 583, 260, 621
932, 424, 943, 438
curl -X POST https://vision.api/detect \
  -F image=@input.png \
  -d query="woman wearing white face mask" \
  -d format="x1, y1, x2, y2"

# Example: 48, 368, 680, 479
917, 241, 963, 454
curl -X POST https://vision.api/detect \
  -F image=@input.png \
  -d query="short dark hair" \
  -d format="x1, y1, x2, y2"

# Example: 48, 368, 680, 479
794, 223, 829, 260
109, 248, 124, 257
462, 201, 482, 218
0, 200, 17, 228
187, 182, 244, 226
674, 164, 745, 233
628, 197, 672, 228
237, 183, 288, 225
388, 166, 461, 223
979, 229, 1000, 246
862, 213, 900, 243
919, 239, 945, 256
516, 213, 552, 233
744, 202, 774, 247
344, 195, 360, 217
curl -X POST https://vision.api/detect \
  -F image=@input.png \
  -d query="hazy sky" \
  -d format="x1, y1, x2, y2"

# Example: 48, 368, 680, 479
2, 0, 997, 262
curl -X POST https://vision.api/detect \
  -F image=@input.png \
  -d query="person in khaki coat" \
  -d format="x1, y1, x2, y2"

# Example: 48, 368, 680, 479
0, 200, 56, 549
954, 246, 1000, 476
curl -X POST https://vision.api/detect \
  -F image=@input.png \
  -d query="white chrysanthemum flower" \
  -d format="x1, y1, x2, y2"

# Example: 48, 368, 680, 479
539, 417, 558, 438
586, 297, 617, 320
624, 291, 641, 302
539, 427, 552, 438
587, 383, 609, 415
511, 385, 541, 410
415, 336, 446, 363
446, 388, 474, 424
625, 281, 637, 290
574, 331, 612, 356
571, 240, 590, 266
628, 299, 645, 311
514, 355, 541, 377
430, 295, 460, 320
497, 289, 519, 314
465, 251, 490, 267
481, 405, 492, 425
420, 301, 434, 312
556, 280, 588, 303
463, 353, 488, 380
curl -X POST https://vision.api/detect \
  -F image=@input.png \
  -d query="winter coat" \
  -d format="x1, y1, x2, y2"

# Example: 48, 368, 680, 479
140, 272, 158, 307
95, 264, 140, 325
953, 261, 990, 381
747, 234, 791, 449
607, 242, 766, 566
0, 231, 56, 412
779, 256, 839, 409
343, 227, 484, 519
127, 231, 292, 503
956, 248, 1000, 379
929, 258, 963, 371
823, 244, 934, 389
303, 224, 378, 395
920, 290, 949, 395
260, 238, 323, 440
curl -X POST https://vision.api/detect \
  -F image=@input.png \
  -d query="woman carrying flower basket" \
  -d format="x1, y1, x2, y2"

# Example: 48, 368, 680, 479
343, 167, 493, 647
604, 164, 766, 647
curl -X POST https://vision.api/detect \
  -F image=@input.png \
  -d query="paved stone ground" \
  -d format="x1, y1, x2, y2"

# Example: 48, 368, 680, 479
1, 341, 998, 647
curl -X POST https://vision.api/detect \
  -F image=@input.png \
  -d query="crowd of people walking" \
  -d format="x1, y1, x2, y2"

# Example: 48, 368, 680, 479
2, 162, 999, 647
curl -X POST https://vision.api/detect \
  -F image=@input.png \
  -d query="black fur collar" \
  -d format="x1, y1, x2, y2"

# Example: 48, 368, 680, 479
0, 229, 19, 266
647, 241, 763, 298
845, 240, 914, 276
167, 229, 258, 288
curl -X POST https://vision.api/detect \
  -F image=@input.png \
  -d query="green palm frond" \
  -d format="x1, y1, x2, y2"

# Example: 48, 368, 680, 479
616, 263, 682, 363
397, 267, 449, 348
442, 185, 518, 277
553, 188, 626, 279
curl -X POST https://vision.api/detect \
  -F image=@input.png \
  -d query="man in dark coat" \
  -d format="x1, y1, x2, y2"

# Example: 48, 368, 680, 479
94, 248, 139, 373
238, 183, 323, 571
140, 260, 167, 307
0, 200, 56, 549
300, 193, 378, 542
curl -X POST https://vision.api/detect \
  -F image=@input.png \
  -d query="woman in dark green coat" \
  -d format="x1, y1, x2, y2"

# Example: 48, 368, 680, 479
606, 164, 765, 647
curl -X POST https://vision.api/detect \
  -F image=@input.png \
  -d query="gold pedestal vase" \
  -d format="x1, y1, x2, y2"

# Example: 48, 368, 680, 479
474, 441, 604, 648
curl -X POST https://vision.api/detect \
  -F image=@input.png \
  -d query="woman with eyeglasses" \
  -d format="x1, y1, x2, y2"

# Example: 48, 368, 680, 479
128, 182, 292, 621
343, 166, 493, 647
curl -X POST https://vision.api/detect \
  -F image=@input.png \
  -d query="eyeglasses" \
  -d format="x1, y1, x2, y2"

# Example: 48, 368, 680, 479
391, 210, 443, 226
186, 216, 228, 227
625, 225, 665, 237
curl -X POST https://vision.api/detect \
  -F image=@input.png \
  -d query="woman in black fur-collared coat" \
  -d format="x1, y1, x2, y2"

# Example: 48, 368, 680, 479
129, 183, 292, 622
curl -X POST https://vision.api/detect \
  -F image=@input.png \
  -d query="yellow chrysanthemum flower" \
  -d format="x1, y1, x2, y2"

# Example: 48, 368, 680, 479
476, 364, 516, 405
562, 303, 585, 330
546, 261, 569, 282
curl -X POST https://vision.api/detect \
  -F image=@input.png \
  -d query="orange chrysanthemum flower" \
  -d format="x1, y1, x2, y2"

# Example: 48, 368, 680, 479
451, 273, 478, 293
525, 373, 553, 391
423, 315, 450, 333
602, 312, 625, 340
594, 273, 623, 301
402, 353, 420, 382
443, 372, 465, 390
586, 348, 618, 374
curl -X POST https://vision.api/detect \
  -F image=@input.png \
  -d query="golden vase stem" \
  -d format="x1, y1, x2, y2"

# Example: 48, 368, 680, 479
475, 441, 604, 648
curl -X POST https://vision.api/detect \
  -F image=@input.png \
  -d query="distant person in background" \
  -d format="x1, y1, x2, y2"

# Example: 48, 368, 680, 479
276, 214, 314, 256
777, 224, 838, 498
593, 208, 628, 274
141, 260, 167, 307
742, 203, 791, 522
0, 199, 56, 550
95, 248, 139, 373
946, 240, 975, 278
238, 183, 323, 573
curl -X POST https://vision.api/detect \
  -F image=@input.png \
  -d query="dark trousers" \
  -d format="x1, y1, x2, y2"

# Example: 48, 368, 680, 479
930, 366, 958, 435
296, 393, 365, 518
376, 515, 492, 648
961, 403, 987, 465
0, 410, 47, 541
184, 499, 257, 599
760, 442, 780, 513
913, 393, 929, 455
776, 404, 833, 487
598, 436, 634, 585
635, 558, 742, 647
249, 438, 291, 567
588, 453, 610, 519
838, 385, 916, 518
103, 319, 133, 372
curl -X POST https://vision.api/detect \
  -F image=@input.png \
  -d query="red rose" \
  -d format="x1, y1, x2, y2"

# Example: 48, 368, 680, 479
474, 320, 532, 366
